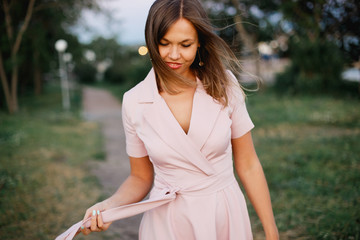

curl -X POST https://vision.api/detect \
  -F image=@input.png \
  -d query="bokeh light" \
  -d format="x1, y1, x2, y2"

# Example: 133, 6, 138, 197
138, 46, 148, 56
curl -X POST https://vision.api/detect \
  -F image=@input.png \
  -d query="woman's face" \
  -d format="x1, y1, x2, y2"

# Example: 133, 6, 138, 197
158, 18, 199, 80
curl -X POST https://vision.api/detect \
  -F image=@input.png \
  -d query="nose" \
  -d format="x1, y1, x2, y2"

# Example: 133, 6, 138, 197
168, 46, 180, 60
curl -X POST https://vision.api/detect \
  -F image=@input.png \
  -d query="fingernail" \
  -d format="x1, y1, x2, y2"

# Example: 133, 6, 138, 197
81, 226, 84, 229
92, 210, 96, 216
97, 210, 100, 215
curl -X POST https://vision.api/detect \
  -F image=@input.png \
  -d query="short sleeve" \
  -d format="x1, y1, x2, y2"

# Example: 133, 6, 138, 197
122, 92, 148, 158
227, 70, 255, 139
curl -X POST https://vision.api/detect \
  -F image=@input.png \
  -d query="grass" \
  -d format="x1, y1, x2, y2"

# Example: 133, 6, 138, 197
247, 89, 360, 239
0, 84, 104, 240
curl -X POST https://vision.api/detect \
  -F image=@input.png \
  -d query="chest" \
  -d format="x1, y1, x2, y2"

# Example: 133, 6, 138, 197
160, 90, 195, 134
131, 89, 233, 167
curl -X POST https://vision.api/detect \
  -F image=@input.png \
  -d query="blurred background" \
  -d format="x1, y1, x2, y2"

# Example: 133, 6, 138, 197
0, 0, 359, 239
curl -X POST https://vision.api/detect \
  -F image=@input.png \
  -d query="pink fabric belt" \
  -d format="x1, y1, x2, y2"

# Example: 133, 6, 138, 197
55, 169, 235, 240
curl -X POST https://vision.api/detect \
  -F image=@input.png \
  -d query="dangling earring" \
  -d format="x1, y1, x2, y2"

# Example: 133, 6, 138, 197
198, 48, 204, 67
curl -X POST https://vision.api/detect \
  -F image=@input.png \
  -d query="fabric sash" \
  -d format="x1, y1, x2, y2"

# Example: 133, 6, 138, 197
55, 187, 177, 240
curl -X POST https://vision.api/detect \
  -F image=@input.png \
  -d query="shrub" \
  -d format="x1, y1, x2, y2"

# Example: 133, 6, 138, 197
274, 37, 345, 95
104, 65, 126, 84
74, 62, 97, 84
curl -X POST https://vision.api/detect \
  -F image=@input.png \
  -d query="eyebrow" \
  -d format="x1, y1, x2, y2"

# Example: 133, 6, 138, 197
161, 38, 194, 43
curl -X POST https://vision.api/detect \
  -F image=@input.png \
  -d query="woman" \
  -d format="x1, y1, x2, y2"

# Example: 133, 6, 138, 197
56, 0, 278, 239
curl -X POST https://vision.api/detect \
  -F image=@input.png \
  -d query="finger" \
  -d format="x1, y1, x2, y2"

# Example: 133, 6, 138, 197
97, 210, 104, 229
90, 210, 98, 231
75, 228, 81, 237
102, 221, 112, 231
83, 209, 92, 222
81, 225, 91, 235
98, 210, 112, 231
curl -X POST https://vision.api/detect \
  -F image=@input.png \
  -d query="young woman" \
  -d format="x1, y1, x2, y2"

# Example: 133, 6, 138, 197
56, 0, 278, 239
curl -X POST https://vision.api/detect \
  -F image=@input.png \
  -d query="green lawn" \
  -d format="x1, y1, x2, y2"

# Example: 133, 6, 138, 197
0, 85, 103, 240
247, 89, 360, 239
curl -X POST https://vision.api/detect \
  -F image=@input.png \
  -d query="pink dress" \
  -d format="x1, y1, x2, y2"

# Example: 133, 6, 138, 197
55, 69, 254, 240
124, 69, 254, 240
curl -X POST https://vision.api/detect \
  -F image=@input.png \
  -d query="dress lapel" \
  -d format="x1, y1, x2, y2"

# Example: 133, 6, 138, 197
139, 69, 216, 176
187, 80, 223, 150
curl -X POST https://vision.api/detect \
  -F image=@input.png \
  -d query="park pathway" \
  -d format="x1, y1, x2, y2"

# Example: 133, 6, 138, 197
82, 87, 140, 240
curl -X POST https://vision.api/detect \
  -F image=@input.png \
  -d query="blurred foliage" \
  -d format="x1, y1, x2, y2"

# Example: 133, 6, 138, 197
74, 62, 97, 84
203, 0, 359, 95
104, 47, 152, 87
274, 37, 355, 95
280, 0, 360, 63
274, 0, 359, 95
76, 37, 152, 87
205, 0, 280, 41
203, 0, 291, 57
204, 0, 359, 63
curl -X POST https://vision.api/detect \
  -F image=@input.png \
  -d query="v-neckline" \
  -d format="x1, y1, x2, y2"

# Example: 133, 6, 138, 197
159, 88, 197, 136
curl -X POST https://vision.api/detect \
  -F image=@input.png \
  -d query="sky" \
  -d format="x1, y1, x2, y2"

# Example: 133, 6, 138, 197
71, 0, 155, 45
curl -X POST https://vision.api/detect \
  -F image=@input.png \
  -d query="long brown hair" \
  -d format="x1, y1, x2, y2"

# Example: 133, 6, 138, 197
145, 0, 243, 106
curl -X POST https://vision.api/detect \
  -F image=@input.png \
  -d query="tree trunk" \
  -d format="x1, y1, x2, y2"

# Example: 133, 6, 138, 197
0, 0, 36, 113
230, 0, 260, 77
0, 52, 14, 113
10, 57, 19, 112
34, 67, 42, 95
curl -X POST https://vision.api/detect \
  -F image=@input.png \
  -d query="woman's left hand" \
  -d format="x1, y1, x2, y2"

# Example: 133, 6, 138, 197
79, 201, 112, 235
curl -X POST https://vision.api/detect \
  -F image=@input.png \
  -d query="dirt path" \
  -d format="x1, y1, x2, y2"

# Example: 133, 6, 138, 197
82, 87, 140, 240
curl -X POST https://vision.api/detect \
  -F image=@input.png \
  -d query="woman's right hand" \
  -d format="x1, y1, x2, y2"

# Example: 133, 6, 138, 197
79, 201, 112, 235
78, 155, 154, 236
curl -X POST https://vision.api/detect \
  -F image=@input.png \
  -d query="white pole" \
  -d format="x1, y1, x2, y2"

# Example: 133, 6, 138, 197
55, 39, 70, 111
58, 52, 70, 110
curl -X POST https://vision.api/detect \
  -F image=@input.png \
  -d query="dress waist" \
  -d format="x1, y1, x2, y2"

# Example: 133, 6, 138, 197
152, 168, 236, 197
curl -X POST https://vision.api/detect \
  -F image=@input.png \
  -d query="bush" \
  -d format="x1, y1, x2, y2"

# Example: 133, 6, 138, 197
274, 37, 346, 95
104, 55, 152, 87
104, 65, 126, 84
74, 62, 97, 84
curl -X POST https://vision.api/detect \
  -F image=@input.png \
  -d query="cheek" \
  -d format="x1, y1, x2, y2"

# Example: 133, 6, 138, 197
158, 47, 167, 59
183, 48, 197, 62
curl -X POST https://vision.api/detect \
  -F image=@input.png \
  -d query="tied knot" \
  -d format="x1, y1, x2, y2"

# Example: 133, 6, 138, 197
161, 186, 180, 196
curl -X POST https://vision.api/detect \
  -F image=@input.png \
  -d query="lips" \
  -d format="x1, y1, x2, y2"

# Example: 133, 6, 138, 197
166, 62, 182, 69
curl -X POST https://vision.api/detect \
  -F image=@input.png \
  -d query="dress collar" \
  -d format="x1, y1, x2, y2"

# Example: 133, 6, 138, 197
137, 68, 205, 103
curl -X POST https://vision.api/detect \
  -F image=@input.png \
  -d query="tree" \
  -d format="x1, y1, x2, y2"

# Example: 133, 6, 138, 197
204, 0, 359, 95
0, 0, 36, 114
274, 0, 359, 95
0, 0, 99, 114
81, 37, 152, 87
203, 0, 282, 77
272, 0, 359, 63
322, 0, 360, 62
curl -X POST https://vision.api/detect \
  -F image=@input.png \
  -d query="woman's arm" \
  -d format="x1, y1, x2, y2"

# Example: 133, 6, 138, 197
80, 155, 154, 235
105, 155, 154, 208
232, 132, 279, 240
